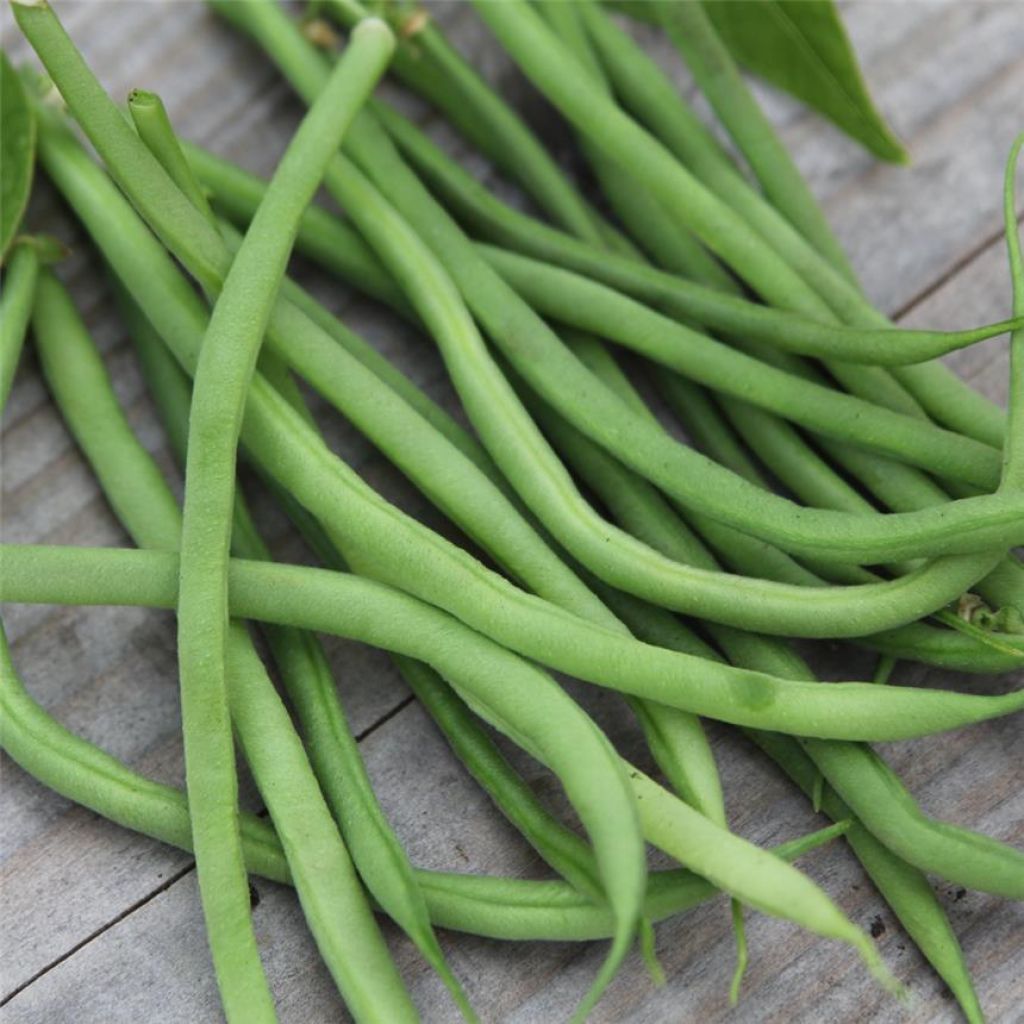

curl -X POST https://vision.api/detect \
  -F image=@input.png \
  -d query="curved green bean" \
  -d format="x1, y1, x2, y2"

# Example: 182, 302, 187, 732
0, 240, 40, 409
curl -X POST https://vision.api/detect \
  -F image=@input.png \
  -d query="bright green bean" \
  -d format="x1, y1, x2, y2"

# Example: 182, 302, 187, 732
0, 240, 40, 409
31, 268, 420, 1023
182, 21, 390, 1017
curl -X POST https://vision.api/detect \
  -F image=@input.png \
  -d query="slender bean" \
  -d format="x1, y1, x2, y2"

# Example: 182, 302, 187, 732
8, 545, 1024, 742
0, 241, 40, 409
190, 22, 390, 1018
1, 543, 906, 993
128, 89, 214, 217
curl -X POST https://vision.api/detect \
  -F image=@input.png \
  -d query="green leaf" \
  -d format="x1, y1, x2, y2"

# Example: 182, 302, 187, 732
610, 0, 908, 164
702, 0, 908, 163
1, 52, 36, 261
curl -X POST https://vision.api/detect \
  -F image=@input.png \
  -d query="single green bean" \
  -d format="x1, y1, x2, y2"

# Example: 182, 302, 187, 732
128, 89, 214, 217
28, 73, 1024, 739
180, 21, 391, 1018
0, 240, 40, 409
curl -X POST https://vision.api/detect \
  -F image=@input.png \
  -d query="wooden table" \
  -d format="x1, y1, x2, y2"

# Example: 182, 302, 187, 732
2, 2, 1022, 1021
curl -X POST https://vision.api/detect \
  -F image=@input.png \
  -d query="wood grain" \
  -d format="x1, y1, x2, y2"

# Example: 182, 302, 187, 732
1, 2, 1022, 1021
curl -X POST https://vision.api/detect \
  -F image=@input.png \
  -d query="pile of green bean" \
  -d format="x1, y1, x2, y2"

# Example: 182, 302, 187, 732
2, 0, 1022, 1019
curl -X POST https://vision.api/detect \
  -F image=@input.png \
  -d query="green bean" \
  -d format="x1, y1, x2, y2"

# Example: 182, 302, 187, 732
128, 89, 214, 217
30, 267, 420, 1023
122, 298, 474, 1021
0, 628, 850, 942
0, 240, 41, 409
1000, 136, 1024, 489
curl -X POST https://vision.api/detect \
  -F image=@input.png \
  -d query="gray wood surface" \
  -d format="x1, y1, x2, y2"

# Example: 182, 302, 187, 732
2, 1, 1023, 1021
